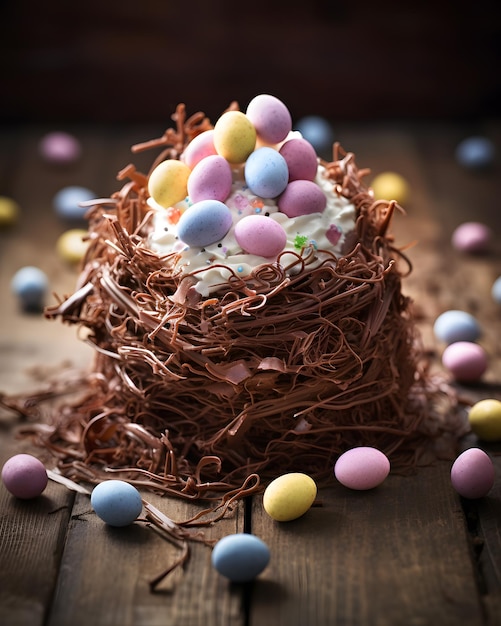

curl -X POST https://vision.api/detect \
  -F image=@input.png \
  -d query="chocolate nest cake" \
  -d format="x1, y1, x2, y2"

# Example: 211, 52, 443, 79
37, 95, 458, 500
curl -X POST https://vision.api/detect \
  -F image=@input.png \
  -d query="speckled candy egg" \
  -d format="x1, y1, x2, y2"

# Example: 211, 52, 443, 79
442, 341, 488, 382
148, 159, 191, 208
455, 136, 495, 170
181, 130, 217, 168
334, 447, 390, 490
187, 155, 232, 203
451, 221, 492, 253
371, 172, 409, 205
177, 199, 232, 247
213, 111, 256, 164
53, 186, 95, 222
263, 472, 317, 522
468, 399, 501, 442
433, 310, 481, 345
2, 454, 48, 499
11, 266, 49, 311
211, 533, 270, 582
91, 480, 143, 527
246, 94, 292, 145
451, 448, 495, 499
278, 180, 327, 218
234, 214, 287, 258
244, 147, 289, 198
279, 137, 318, 182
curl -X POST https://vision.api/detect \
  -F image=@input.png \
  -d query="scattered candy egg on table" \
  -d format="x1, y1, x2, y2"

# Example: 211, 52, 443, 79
433, 310, 481, 345
441, 341, 488, 383
279, 137, 318, 182
451, 221, 492, 253
334, 447, 391, 490
56, 228, 89, 264
234, 214, 287, 258
1, 454, 48, 499
177, 199, 233, 247
294, 115, 335, 156
213, 110, 256, 164
39, 131, 81, 164
468, 399, 501, 442
455, 136, 495, 170
53, 185, 96, 222
187, 155, 233, 203
244, 147, 289, 198
491, 276, 501, 304
212, 533, 270, 582
278, 179, 327, 218
450, 448, 495, 499
148, 159, 191, 208
181, 129, 217, 168
0, 195, 20, 227
11, 266, 49, 312
246, 94, 292, 145
371, 172, 409, 205
91, 480, 143, 527
262, 472, 317, 522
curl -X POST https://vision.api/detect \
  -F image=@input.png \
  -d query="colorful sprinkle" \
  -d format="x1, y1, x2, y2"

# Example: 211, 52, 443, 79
294, 234, 309, 249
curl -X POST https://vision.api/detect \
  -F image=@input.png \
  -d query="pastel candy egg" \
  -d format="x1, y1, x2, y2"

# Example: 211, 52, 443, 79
91, 480, 143, 527
187, 155, 232, 203
39, 131, 81, 164
451, 448, 495, 499
468, 399, 501, 442
263, 472, 317, 522
442, 341, 488, 382
492, 276, 501, 303
0, 195, 20, 227
53, 185, 95, 222
56, 228, 89, 264
177, 199, 232, 247
246, 94, 292, 144
433, 310, 481, 344
234, 214, 287, 258
278, 180, 327, 218
455, 136, 495, 170
2, 454, 48, 499
334, 447, 390, 490
244, 147, 289, 198
11, 266, 49, 311
451, 221, 492, 253
213, 111, 256, 164
371, 172, 409, 205
294, 115, 335, 156
279, 137, 318, 181
211, 533, 270, 582
148, 159, 191, 208
181, 130, 217, 168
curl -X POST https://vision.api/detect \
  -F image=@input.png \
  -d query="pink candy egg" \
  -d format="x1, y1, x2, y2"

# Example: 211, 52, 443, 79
2, 454, 48, 499
442, 341, 488, 382
39, 131, 81, 164
246, 94, 292, 144
451, 448, 495, 499
451, 221, 492, 253
279, 137, 318, 181
181, 130, 217, 169
234, 215, 287, 258
278, 180, 327, 218
334, 447, 390, 490
187, 155, 233, 203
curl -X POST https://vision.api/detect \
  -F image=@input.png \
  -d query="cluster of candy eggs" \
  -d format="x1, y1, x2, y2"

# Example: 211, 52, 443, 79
147, 94, 328, 258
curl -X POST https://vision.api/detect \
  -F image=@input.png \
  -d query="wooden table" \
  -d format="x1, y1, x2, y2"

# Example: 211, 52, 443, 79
1, 121, 500, 626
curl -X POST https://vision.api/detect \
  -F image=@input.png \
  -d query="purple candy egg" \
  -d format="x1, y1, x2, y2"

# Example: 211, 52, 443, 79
246, 95, 292, 144
279, 137, 318, 181
278, 180, 327, 218
451, 448, 495, 499
2, 454, 48, 499
187, 155, 233, 203
451, 221, 492, 253
442, 341, 488, 382
235, 214, 287, 258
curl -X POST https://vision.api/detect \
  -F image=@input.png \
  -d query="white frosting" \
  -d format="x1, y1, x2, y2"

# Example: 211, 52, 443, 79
147, 163, 356, 298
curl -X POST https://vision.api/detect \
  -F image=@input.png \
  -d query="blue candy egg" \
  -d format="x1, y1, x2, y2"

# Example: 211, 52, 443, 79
492, 276, 501, 304
211, 533, 270, 582
91, 480, 143, 527
53, 186, 96, 222
433, 310, 481, 344
11, 266, 49, 312
294, 116, 335, 157
455, 136, 495, 170
244, 147, 289, 199
177, 199, 233, 247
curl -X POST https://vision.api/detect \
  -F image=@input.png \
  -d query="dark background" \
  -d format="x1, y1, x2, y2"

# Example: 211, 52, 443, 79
1, 0, 500, 125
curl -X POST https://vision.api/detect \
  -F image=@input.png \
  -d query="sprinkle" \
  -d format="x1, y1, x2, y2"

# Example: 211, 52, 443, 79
237, 266, 243, 273
294, 234, 309, 249
166, 207, 181, 224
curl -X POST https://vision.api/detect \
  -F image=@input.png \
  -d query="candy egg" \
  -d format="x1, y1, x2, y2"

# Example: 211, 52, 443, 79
279, 137, 318, 181
433, 310, 481, 345
371, 172, 409, 205
187, 155, 232, 203
244, 147, 289, 198
177, 199, 232, 247
234, 214, 287, 258
294, 116, 335, 156
211, 533, 270, 582
278, 180, 327, 218
442, 341, 488, 382
91, 480, 143, 527
148, 159, 191, 208
263, 472, 317, 522
246, 94, 292, 145
492, 276, 501, 304
0, 195, 20, 227
213, 111, 256, 164
181, 130, 217, 168
451, 221, 492, 253
468, 399, 501, 442
1, 454, 48, 499
455, 136, 495, 170
334, 447, 390, 490
53, 186, 95, 222
11, 266, 49, 312
39, 131, 81, 164
451, 448, 495, 499
56, 228, 89, 264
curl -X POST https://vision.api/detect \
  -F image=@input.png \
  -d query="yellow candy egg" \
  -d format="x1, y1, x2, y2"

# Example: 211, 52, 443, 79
468, 399, 501, 442
371, 171, 409, 205
0, 195, 20, 227
148, 159, 191, 208
56, 228, 89, 264
213, 111, 256, 164
263, 472, 317, 522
